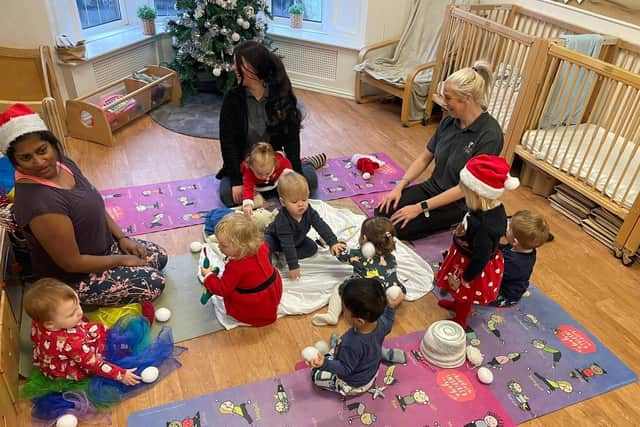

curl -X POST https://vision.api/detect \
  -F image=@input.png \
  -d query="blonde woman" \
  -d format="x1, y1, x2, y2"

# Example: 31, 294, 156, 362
200, 214, 283, 327
377, 60, 503, 240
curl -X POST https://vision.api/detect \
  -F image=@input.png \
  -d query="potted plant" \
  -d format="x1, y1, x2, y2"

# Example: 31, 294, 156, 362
288, 2, 304, 29
137, 5, 158, 36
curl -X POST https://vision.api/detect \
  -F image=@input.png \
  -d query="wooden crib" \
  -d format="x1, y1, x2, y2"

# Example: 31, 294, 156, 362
424, 4, 605, 134
503, 41, 640, 265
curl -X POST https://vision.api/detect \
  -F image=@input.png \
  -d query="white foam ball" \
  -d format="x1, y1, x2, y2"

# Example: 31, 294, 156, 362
242, 21, 250, 29
190, 241, 203, 253
301, 346, 320, 362
477, 367, 494, 384
56, 414, 78, 427
155, 307, 171, 322
315, 340, 329, 354
361, 241, 376, 259
141, 366, 159, 383
236, 17, 244, 25
386, 285, 402, 300
362, 172, 371, 180
466, 345, 484, 366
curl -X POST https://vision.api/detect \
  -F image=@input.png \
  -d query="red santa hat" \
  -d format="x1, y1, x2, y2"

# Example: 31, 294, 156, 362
0, 104, 48, 154
459, 154, 519, 200
351, 154, 385, 179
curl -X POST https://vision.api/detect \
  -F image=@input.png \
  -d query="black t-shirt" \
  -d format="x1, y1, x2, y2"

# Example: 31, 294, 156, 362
422, 112, 503, 205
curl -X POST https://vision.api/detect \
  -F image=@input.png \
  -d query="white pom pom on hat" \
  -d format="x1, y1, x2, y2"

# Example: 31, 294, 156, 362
459, 154, 519, 200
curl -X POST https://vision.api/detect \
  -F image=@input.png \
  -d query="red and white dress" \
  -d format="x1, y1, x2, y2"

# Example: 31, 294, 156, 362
436, 205, 507, 306
31, 318, 126, 381
240, 151, 292, 207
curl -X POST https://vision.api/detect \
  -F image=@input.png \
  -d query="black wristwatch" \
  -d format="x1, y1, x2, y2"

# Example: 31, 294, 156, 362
420, 200, 430, 218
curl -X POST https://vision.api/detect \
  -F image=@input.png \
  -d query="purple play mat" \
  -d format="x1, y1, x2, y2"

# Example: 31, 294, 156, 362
317, 153, 405, 201
101, 175, 223, 236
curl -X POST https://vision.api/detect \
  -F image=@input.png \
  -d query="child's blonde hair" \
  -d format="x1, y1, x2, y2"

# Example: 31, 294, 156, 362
459, 181, 501, 211
510, 210, 550, 249
216, 213, 262, 259
277, 170, 309, 201
445, 60, 494, 108
247, 142, 277, 170
24, 278, 78, 323
361, 217, 396, 255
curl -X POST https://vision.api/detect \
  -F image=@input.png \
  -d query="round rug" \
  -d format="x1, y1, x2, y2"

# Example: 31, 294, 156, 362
150, 93, 223, 139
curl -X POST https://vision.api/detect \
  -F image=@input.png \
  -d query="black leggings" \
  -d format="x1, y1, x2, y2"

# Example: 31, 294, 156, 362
374, 184, 466, 240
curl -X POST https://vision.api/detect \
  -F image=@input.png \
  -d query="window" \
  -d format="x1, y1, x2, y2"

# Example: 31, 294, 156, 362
272, 0, 322, 23
154, 0, 177, 17
75, 0, 122, 29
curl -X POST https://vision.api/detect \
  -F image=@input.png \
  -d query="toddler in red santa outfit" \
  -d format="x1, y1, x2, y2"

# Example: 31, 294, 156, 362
200, 213, 283, 326
437, 155, 518, 328
24, 278, 142, 385
241, 142, 293, 217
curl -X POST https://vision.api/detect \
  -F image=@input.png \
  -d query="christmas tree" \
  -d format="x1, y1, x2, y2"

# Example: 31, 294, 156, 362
167, 0, 271, 95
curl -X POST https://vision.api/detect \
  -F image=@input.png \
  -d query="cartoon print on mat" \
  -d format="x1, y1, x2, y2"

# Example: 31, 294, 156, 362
142, 187, 163, 196
507, 380, 531, 411
355, 182, 375, 190
327, 186, 346, 193
487, 352, 521, 370
521, 313, 540, 329
178, 184, 199, 191
149, 213, 165, 228
531, 339, 562, 368
102, 192, 124, 199
218, 400, 253, 424
344, 401, 376, 425
166, 410, 200, 427
532, 372, 574, 394
182, 211, 209, 221
324, 173, 339, 182
487, 314, 505, 344
463, 412, 503, 427
274, 383, 289, 413
136, 202, 161, 212
367, 383, 386, 400
383, 365, 398, 385
395, 389, 436, 411
122, 225, 135, 235
465, 326, 481, 347
570, 362, 607, 382
178, 195, 196, 206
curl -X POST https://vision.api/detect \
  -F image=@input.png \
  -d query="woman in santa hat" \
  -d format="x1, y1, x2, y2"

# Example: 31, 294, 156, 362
437, 155, 519, 328
376, 60, 503, 240
2, 103, 167, 307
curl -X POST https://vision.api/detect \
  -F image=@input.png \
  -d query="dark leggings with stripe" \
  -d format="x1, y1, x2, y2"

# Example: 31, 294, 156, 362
69, 239, 168, 306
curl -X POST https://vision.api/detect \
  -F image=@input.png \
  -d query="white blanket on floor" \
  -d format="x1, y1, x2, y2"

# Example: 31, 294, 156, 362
207, 200, 434, 329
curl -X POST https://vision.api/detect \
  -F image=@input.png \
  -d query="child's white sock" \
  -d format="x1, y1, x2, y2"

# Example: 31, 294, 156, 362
312, 286, 342, 326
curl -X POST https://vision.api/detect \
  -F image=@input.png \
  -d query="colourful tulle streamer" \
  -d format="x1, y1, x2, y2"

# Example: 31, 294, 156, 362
24, 314, 185, 423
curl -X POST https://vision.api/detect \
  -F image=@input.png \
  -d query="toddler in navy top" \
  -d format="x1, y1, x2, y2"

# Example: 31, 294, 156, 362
308, 278, 404, 396
495, 210, 549, 306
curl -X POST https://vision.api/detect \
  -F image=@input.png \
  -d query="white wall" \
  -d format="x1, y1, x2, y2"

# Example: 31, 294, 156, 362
482, 0, 640, 44
0, 0, 55, 47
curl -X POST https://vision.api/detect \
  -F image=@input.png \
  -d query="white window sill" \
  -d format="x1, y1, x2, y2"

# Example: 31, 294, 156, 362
267, 24, 361, 50
59, 25, 169, 65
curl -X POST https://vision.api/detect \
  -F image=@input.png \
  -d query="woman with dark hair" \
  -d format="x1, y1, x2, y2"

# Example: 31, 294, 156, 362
1, 103, 167, 306
217, 40, 322, 207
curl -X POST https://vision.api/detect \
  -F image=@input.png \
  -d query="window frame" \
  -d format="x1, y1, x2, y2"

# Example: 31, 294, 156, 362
268, 0, 325, 32
77, 0, 131, 39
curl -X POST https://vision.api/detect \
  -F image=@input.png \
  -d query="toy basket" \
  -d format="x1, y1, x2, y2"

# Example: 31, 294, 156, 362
66, 65, 181, 146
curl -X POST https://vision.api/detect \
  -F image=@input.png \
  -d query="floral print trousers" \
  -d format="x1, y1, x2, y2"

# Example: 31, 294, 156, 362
70, 239, 168, 306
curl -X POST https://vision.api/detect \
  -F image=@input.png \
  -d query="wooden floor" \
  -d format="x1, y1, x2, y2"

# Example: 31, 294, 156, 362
19, 90, 640, 426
